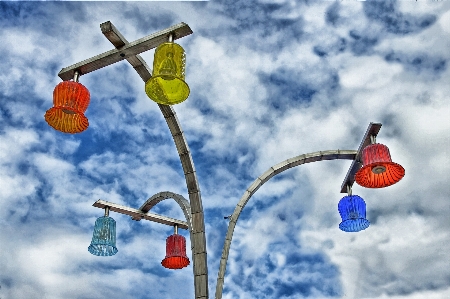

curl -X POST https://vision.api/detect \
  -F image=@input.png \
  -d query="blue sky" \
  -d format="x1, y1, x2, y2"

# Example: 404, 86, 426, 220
0, 1, 449, 299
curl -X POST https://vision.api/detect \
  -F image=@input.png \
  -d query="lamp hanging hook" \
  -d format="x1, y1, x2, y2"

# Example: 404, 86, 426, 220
73, 70, 80, 82
346, 184, 352, 196
104, 206, 110, 217
174, 224, 178, 235
370, 135, 376, 144
168, 33, 174, 43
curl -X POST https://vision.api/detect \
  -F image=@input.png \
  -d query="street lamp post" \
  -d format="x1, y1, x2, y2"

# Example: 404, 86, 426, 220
46, 22, 404, 299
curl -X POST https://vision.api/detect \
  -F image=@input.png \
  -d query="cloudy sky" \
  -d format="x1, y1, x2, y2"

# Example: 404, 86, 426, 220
0, 1, 449, 299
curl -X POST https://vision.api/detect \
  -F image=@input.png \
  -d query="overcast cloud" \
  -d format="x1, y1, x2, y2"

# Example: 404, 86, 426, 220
0, 1, 449, 299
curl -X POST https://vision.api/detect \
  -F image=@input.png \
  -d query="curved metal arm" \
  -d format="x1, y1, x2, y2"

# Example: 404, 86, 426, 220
136, 191, 192, 231
214, 150, 357, 299
100, 22, 208, 299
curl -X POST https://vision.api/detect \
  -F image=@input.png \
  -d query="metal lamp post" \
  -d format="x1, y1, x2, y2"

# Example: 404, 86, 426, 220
47, 22, 405, 299
51, 21, 208, 299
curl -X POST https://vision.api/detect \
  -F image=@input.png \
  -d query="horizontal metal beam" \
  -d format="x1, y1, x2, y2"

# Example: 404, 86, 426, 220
93, 199, 189, 230
340, 122, 382, 193
58, 22, 193, 81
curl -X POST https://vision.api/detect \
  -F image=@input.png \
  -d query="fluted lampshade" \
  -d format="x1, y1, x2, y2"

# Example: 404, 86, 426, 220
161, 233, 190, 269
355, 143, 405, 188
45, 81, 90, 133
145, 42, 190, 105
338, 195, 370, 232
88, 216, 118, 256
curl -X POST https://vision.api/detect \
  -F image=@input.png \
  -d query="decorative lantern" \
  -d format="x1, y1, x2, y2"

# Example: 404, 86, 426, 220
45, 72, 90, 134
88, 207, 118, 256
145, 40, 190, 105
338, 195, 370, 232
161, 226, 190, 269
355, 142, 405, 188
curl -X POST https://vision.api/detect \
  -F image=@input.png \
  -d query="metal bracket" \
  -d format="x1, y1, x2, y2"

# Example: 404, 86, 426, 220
340, 122, 382, 193
93, 199, 189, 230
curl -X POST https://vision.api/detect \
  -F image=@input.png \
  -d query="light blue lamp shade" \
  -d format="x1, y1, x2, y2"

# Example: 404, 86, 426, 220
88, 216, 118, 256
338, 195, 370, 232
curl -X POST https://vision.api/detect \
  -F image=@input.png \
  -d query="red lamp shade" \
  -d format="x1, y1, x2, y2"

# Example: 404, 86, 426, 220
355, 143, 405, 188
44, 81, 90, 133
161, 234, 190, 270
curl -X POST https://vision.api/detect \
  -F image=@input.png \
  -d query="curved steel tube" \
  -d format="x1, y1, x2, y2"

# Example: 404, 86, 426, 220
137, 191, 192, 231
214, 150, 357, 299
136, 191, 202, 263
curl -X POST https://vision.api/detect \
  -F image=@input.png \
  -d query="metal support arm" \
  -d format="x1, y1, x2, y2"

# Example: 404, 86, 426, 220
215, 123, 383, 298
215, 150, 357, 299
93, 198, 189, 230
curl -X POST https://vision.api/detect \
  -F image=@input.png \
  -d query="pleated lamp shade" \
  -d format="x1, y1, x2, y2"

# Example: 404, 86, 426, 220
338, 195, 370, 232
161, 234, 190, 269
45, 81, 90, 133
88, 216, 118, 256
145, 42, 190, 105
355, 143, 405, 188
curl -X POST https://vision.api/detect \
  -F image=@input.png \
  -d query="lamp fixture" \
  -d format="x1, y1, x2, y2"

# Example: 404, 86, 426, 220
338, 190, 370, 232
355, 136, 405, 188
44, 71, 90, 134
88, 207, 118, 256
161, 225, 190, 270
145, 34, 190, 105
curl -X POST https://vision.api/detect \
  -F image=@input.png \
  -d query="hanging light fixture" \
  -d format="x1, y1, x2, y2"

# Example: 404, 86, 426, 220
45, 71, 90, 134
355, 136, 405, 188
145, 34, 190, 105
338, 186, 370, 232
161, 225, 190, 269
88, 207, 118, 256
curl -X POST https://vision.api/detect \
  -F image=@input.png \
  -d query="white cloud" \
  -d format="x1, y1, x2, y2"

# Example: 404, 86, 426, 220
440, 10, 450, 34
339, 56, 403, 89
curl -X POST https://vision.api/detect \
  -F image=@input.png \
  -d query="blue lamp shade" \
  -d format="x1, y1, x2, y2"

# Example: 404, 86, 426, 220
338, 195, 370, 232
88, 216, 118, 256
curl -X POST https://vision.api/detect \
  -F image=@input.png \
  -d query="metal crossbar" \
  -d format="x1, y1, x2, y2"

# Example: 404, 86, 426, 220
58, 22, 192, 81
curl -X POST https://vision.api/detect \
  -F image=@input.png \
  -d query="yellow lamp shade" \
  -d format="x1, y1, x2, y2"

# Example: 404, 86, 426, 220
145, 42, 190, 105
44, 81, 90, 134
